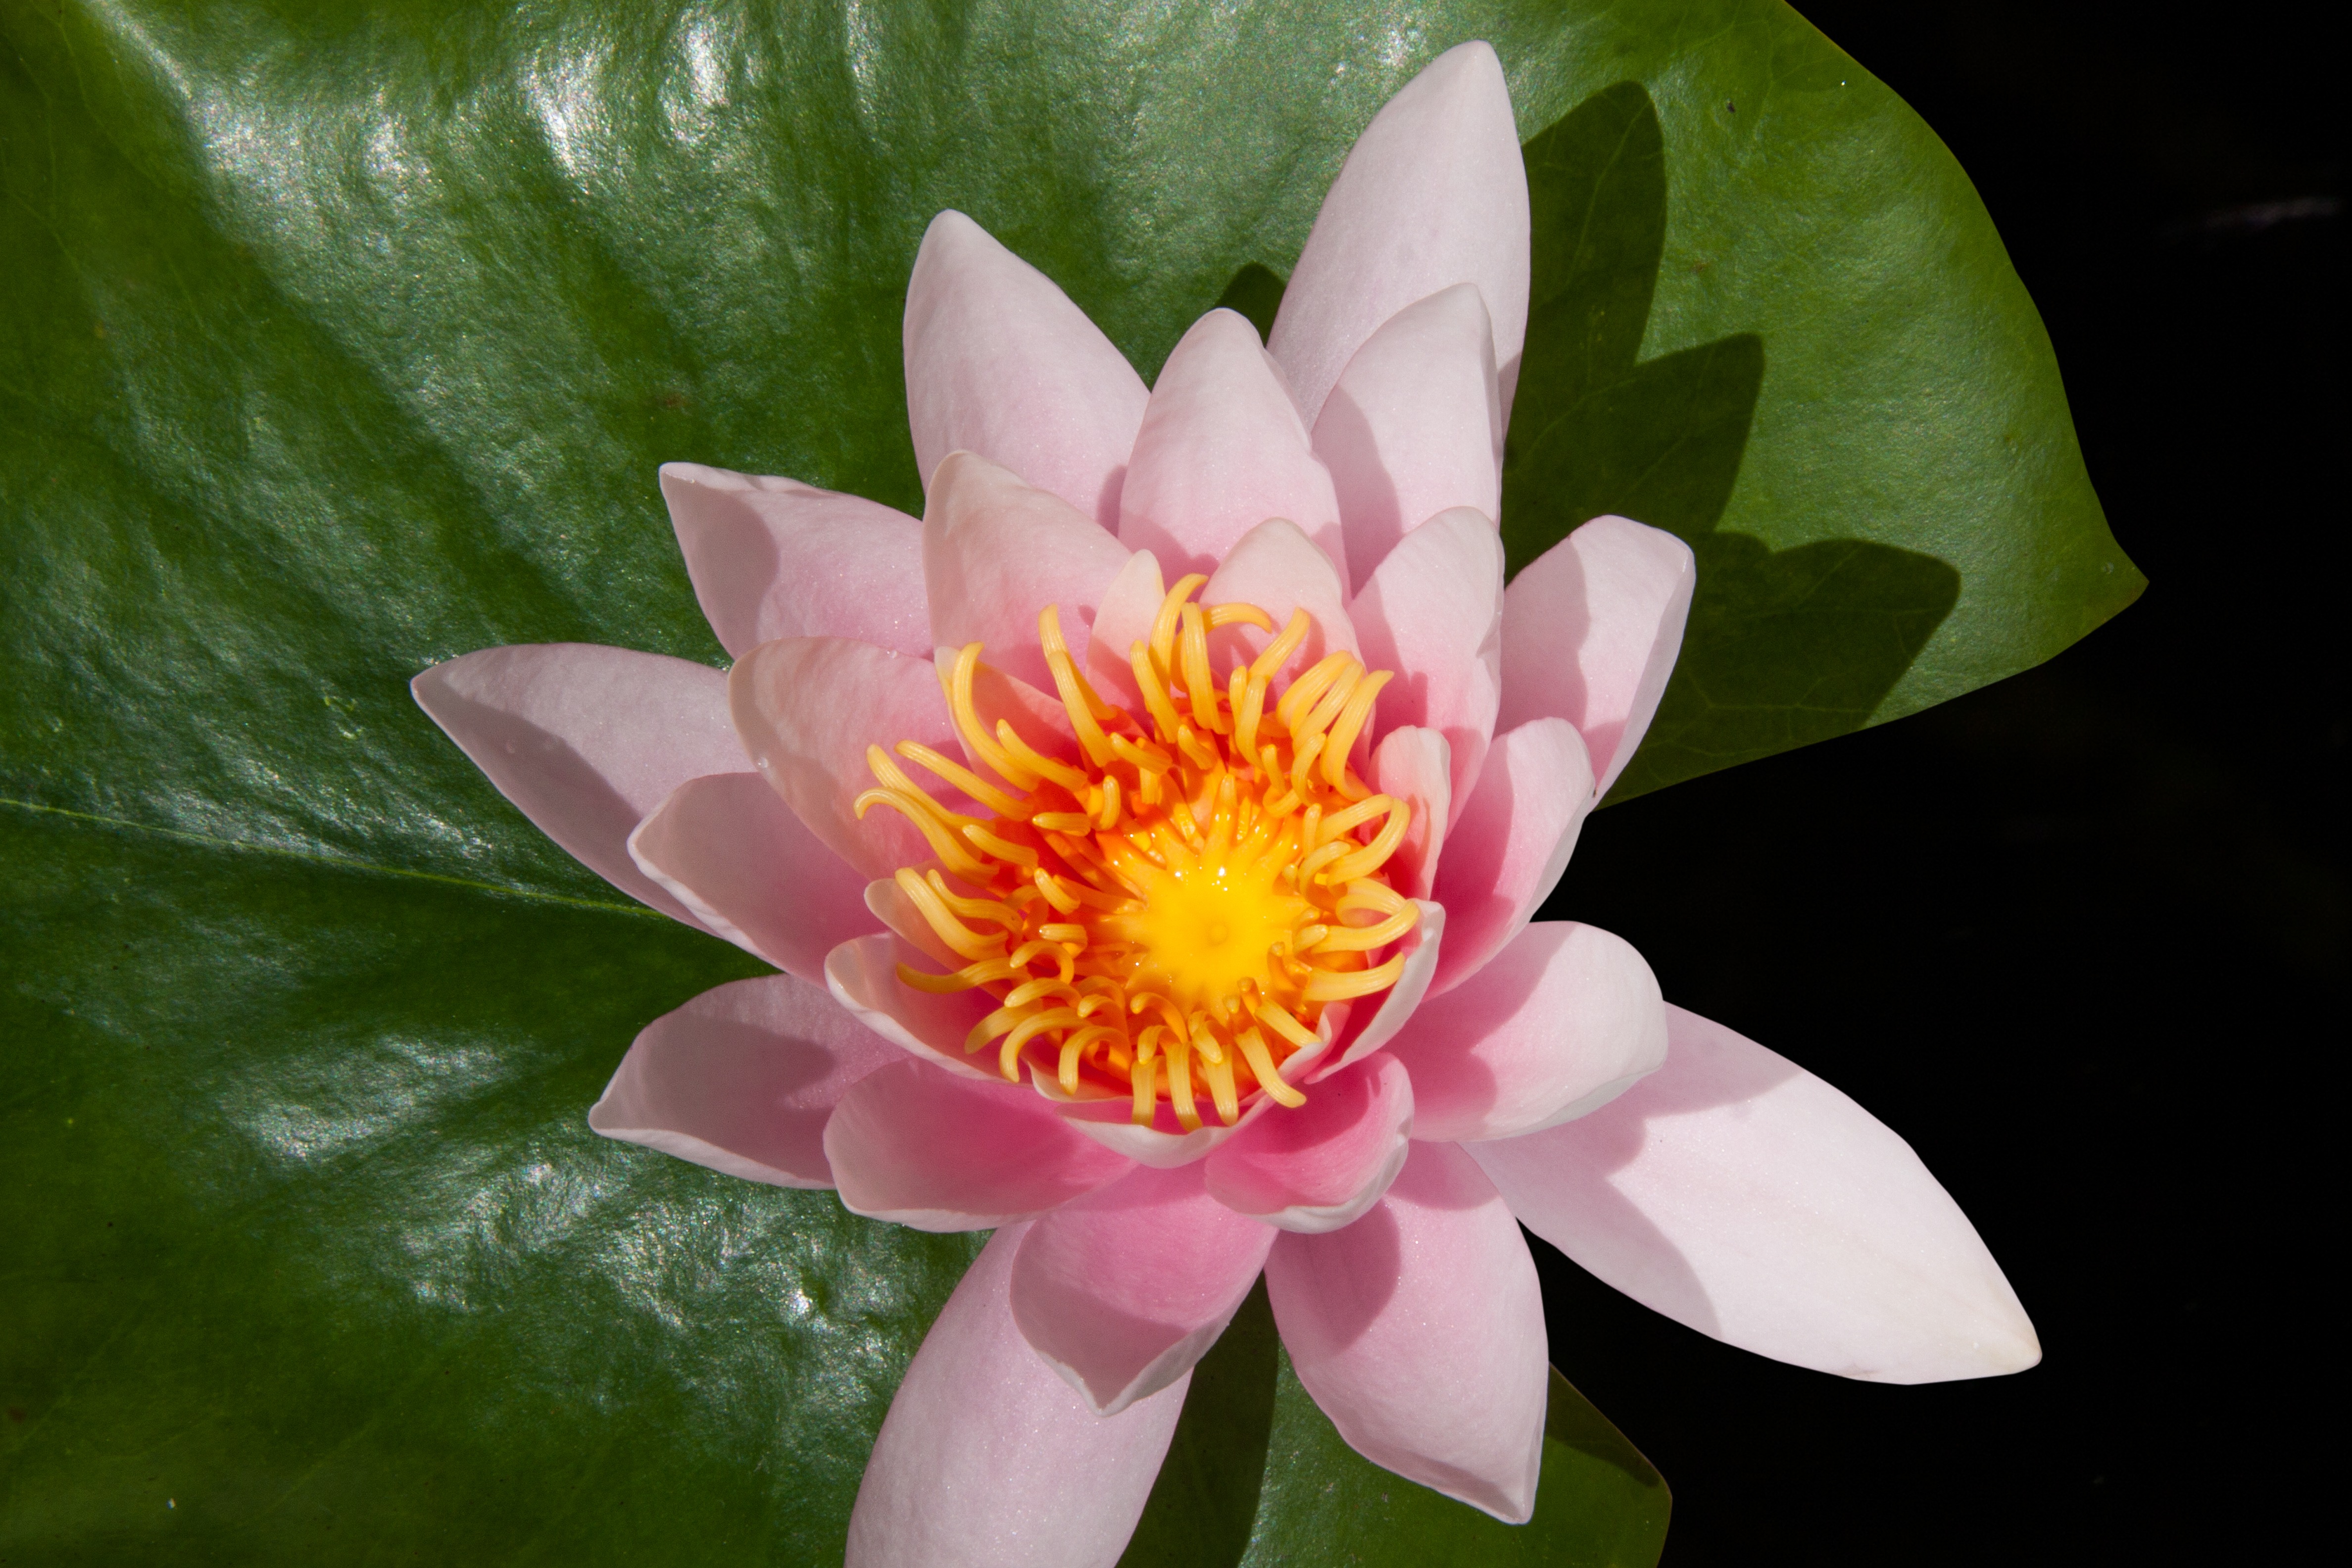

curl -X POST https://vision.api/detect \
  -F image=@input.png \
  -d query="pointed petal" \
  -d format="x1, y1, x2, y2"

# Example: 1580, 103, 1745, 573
1080, 548, 1167, 709
1118, 309, 1345, 578
1496, 516, 1695, 801
1199, 516, 1359, 683
847, 1224, 1188, 1568
903, 210, 1149, 526
411, 644, 745, 925
1265, 1141, 1547, 1522
825, 932, 1001, 1082
1269, 42, 1530, 427
925, 450, 1136, 691
1327, 900, 1444, 1072
658, 462, 931, 659
1392, 922, 1666, 1143
1350, 506, 1504, 821
1204, 1053, 1413, 1232
588, 973, 900, 1187
728, 636, 956, 879
1428, 718, 1594, 996
823, 1057, 1135, 1231
1470, 1005, 2041, 1383
1312, 284, 1503, 587
1011, 1163, 1275, 1413
1369, 727, 1449, 900
627, 772, 875, 982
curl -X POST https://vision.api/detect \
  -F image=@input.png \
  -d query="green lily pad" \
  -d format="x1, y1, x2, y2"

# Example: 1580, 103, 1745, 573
2, 0, 2127, 1559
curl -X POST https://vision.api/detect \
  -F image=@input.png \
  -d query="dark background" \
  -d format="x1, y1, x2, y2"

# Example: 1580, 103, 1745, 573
1529, 1, 2343, 1561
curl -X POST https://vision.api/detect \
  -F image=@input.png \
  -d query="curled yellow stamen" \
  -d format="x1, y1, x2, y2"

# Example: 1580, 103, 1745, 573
857, 574, 1421, 1127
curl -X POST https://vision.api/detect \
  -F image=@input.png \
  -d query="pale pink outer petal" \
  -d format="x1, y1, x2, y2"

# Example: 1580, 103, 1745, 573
1010, 1163, 1276, 1414
825, 933, 1000, 1082
1326, 900, 1444, 1072
925, 450, 1136, 691
1264, 1140, 1547, 1523
1349, 506, 1504, 822
1497, 516, 1696, 802
657, 462, 931, 659
1199, 516, 1360, 681
903, 210, 1150, 527
1369, 727, 1450, 900
1427, 718, 1594, 996
846, 1224, 1189, 1568
411, 644, 746, 926
1391, 921, 1667, 1143
627, 773, 876, 982
1081, 548, 1168, 708
1118, 309, 1347, 579
587, 973, 901, 1188
1469, 1005, 2041, 1383
1268, 41, 1530, 427
824, 1057, 1136, 1231
1311, 284, 1503, 588
1203, 1053, 1413, 1233
728, 636, 955, 879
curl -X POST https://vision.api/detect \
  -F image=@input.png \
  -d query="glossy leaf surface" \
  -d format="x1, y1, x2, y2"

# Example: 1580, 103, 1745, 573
3, 0, 2125, 1558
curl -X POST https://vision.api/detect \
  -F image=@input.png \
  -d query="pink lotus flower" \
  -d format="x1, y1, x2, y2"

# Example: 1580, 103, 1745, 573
415, 43, 2037, 1565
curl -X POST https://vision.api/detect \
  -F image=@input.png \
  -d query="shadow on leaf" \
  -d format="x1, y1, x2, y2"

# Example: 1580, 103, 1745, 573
1119, 1277, 1278, 1568
1499, 81, 1960, 801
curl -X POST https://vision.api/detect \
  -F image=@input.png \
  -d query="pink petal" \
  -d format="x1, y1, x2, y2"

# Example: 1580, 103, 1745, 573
1080, 548, 1168, 709
1327, 899, 1444, 1072
1311, 284, 1503, 587
925, 450, 1136, 691
1269, 42, 1530, 427
1427, 718, 1594, 996
627, 772, 876, 982
903, 210, 1149, 527
1369, 727, 1450, 900
825, 932, 1001, 1082
587, 973, 901, 1188
846, 1224, 1188, 1568
1391, 921, 1666, 1143
1199, 516, 1359, 682
411, 644, 746, 925
1349, 506, 1504, 821
1469, 1005, 2041, 1383
1264, 1140, 1547, 1522
657, 461, 931, 659
1203, 1053, 1413, 1232
1010, 1163, 1275, 1413
1118, 309, 1346, 579
728, 636, 955, 879
824, 1057, 1136, 1231
1496, 515, 1695, 801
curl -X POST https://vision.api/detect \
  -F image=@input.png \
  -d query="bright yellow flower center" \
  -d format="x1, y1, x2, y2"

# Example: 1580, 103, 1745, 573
852, 573, 1419, 1131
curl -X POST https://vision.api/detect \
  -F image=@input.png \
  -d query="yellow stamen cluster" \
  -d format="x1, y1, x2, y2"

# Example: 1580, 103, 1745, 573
853, 575, 1420, 1131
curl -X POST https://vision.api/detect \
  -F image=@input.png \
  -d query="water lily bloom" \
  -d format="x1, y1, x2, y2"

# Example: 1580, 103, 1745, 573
414, 42, 2037, 1567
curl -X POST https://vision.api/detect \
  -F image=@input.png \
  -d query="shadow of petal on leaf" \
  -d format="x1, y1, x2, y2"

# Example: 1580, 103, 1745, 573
1121, 1277, 1279, 1568
1618, 536, 1960, 798
1499, 81, 1961, 803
